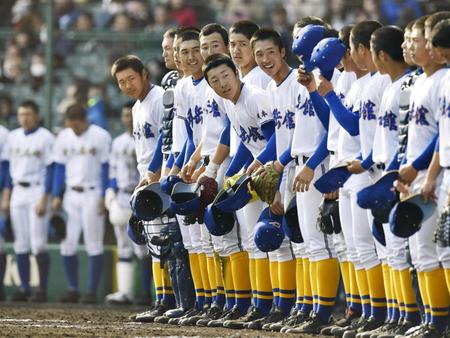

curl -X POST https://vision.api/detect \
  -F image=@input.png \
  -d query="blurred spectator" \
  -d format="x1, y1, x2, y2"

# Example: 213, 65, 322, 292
148, 4, 176, 34
29, 52, 47, 92
56, 78, 89, 126
169, 0, 198, 27
0, 94, 15, 127
87, 83, 108, 130
284, 0, 328, 26
381, 0, 422, 26
12, 30, 37, 54
55, 0, 80, 30
11, 0, 42, 32
147, 58, 168, 87
325, 0, 358, 30
111, 12, 133, 32
73, 10, 95, 31
270, 5, 298, 67
356, 0, 381, 22
124, 0, 149, 28
0, 50, 27, 84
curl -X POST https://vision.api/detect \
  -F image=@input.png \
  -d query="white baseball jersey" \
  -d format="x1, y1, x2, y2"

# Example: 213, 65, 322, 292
0, 125, 8, 161
230, 66, 271, 157
406, 68, 447, 165
176, 76, 208, 147
201, 87, 227, 156
358, 72, 391, 158
172, 76, 189, 154
337, 73, 371, 161
2, 127, 54, 185
110, 132, 139, 190
222, 83, 273, 157
372, 73, 409, 164
132, 85, 165, 177
439, 70, 450, 167
266, 69, 299, 156
53, 125, 111, 188
328, 71, 357, 153
292, 69, 341, 156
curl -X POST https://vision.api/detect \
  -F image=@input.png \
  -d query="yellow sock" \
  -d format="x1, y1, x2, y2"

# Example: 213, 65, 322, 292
425, 268, 450, 328
162, 263, 174, 295
255, 257, 273, 314
418, 271, 430, 322
223, 256, 235, 305
445, 269, 450, 296
152, 261, 164, 301
302, 258, 313, 310
189, 253, 205, 305
349, 263, 362, 312
278, 259, 296, 314
270, 260, 280, 301
366, 264, 387, 320
198, 253, 211, 302
230, 251, 252, 309
340, 261, 351, 306
356, 268, 370, 317
382, 264, 394, 318
249, 258, 256, 301
207, 255, 217, 300
310, 260, 318, 310
296, 258, 304, 307
399, 268, 419, 320
214, 254, 225, 304
392, 269, 403, 318
316, 258, 340, 321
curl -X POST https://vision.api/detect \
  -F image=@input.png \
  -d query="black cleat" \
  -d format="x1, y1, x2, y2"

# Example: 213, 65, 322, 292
30, 289, 48, 303
59, 290, 80, 303
10, 288, 31, 302
223, 307, 265, 329
135, 303, 171, 323
285, 312, 331, 334
207, 305, 242, 327
80, 292, 97, 304
250, 308, 286, 330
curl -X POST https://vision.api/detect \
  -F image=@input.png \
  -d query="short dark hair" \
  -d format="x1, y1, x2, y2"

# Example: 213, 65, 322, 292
229, 20, 260, 40
163, 27, 177, 39
339, 25, 354, 50
19, 100, 39, 114
351, 20, 383, 49
405, 19, 415, 32
412, 15, 430, 34
371, 26, 405, 62
250, 28, 284, 51
294, 16, 331, 30
111, 55, 145, 79
203, 53, 237, 83
176, 29, 200, 51
425, 11, 450, 30
200, 23, 229, 46
431, 18, 450, 48
65, 103, 87, 121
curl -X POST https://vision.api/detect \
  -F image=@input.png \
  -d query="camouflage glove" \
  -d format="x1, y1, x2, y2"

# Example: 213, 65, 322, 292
250, 161, 280, 204
435, 205, 450, 247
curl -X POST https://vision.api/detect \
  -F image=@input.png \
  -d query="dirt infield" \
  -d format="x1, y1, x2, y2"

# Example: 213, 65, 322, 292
0, 302, 304, 337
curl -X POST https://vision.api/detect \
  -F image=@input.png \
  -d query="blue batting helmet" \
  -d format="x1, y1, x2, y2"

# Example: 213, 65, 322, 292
130, 183, 171, 221
309, 37, 346, 81
254, 207, 285, 252
314, 162, 351, 194
170, 182, 201, 216
160, 175, 183, 195
204, 189, 235, 236
292, 25, 327, 71
357, 171, 399, 210
215, 174, 253, 212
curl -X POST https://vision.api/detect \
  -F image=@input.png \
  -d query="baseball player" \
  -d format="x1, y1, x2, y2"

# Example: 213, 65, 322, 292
104, 102, 152, 305
111, 55, 176, 318
203, 53, 276, 329
396, 14, 449, 337
52, 103, 111, 304
1, 100, 54, 302
0, 123, 8, 301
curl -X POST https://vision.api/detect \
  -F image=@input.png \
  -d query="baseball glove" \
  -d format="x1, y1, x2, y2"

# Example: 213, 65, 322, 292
250, 161, 281, 204
198, 176, 218, 206
317, 198, 341, 235
434, 205, 450, 247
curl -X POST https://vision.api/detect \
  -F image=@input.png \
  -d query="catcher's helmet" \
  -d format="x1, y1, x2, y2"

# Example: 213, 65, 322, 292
215, 174, 253, 212
357, 171, 399, 210
389, 194, 436, 238
127, 215, 146, 245
160, 175, 183, 195
130, 183, 171, 221
314, 162, 351, 194
254, 207, 285, 252
282, 196, 303, 243
170, 182, 201, 215
309, 37, 346, 81
292, 25, 327, 71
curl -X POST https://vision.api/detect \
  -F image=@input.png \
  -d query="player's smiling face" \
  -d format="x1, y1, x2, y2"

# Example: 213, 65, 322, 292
179, 39, 203, 79
207, 64, 240, 102
229, 33, 254, 69
162, 36, 176, 70
253, 39, 285, 78
200, 32, 228, 60
116, 68, 147, 100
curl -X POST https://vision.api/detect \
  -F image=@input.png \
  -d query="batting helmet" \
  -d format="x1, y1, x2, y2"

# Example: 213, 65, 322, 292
49, 210, 67, 240
204, 189, 235, 236
254, 207, 285, 252
309, 37, 346, 80
170, 182, 201, 215
357, 171, 399, 210
127, 215, 146, 245
282, 196, 303, 243
292, 25, 327, 71
372, 220, 386, 246
215, 174, 254, 212
314, 161, 351, 194
130, 183, 171, 221
389, 194, 436, 238
160, 175, 183, 195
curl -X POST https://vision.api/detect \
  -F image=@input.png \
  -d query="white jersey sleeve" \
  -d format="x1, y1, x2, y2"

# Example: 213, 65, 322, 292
439, 70, 450, 167
172, 77, 189, 154
201, 87, 227, 157
0, 125, 9, 161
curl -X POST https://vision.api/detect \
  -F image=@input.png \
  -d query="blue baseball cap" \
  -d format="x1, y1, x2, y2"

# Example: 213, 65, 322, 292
314, 162, 351, 194
357, 171, 399, 210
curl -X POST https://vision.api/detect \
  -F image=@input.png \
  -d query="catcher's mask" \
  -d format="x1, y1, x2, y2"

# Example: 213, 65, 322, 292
314, 162, 352, 194
357, 171, 399, 210
389, 194, 436, 238
127, 215, 146, 245
292, 24, 327, 71
254, 207, 285, 252
170, 182, 201, 215
372, 220, 386, 246
215, 174, 253, 212
143, 217, 180, 260
309, 37, 346, 81
282, 196, 303, 243
130, 183, 170, 221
